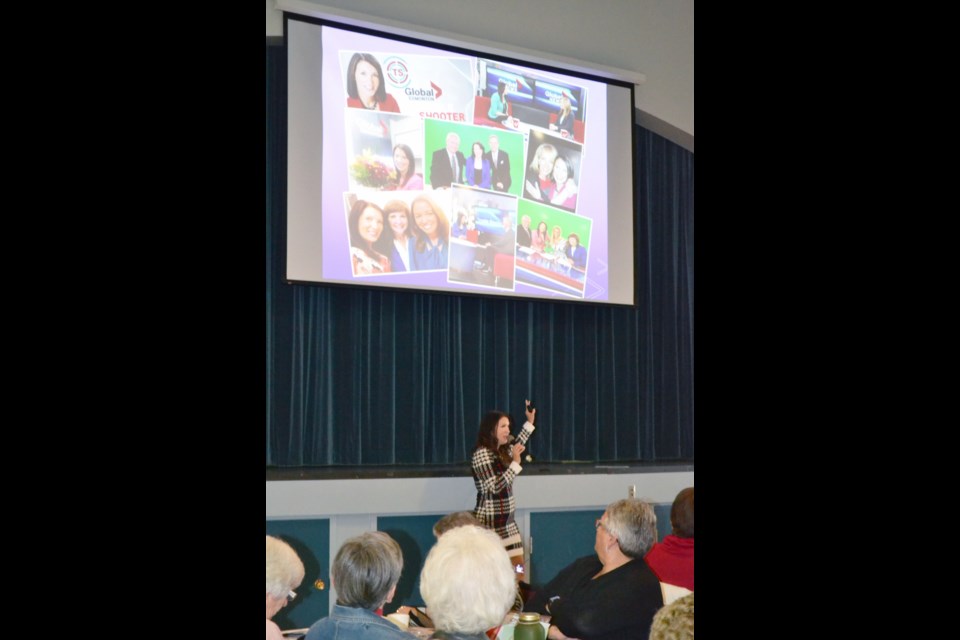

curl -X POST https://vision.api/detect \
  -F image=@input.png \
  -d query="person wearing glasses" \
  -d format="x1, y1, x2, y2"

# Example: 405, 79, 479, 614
527, 498, 663, 640
267, 535, 305, 640
305, 531, 409, 640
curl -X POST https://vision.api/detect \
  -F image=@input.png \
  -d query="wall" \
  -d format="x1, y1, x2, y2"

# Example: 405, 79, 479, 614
265, 0, 693, 151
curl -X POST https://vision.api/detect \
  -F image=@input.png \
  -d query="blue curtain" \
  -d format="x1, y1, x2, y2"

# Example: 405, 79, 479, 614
266, 45, 693, 467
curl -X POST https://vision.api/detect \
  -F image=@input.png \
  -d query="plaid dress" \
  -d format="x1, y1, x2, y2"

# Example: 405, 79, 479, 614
471, 421, 535, 555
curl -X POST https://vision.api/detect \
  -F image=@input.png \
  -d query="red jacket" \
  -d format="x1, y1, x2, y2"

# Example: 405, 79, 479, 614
644, 534, 694, 591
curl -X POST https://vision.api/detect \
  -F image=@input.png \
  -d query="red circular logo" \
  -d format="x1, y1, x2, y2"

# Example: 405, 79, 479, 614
383, 57, 409, 88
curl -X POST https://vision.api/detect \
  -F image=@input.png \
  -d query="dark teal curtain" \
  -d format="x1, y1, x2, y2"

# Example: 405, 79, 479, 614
266, 45, 693, 467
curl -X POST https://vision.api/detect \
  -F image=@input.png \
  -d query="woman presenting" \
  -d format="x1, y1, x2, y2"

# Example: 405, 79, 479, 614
472, 401, 536, 578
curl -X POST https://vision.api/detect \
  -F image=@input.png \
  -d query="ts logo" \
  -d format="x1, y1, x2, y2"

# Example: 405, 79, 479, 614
383, 56, 410, 87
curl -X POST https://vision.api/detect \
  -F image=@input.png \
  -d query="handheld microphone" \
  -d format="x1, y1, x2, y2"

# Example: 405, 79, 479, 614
507, 435, 533, 463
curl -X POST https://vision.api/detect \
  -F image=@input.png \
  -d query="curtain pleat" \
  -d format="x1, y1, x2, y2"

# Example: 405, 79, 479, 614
266, 45, 694, 467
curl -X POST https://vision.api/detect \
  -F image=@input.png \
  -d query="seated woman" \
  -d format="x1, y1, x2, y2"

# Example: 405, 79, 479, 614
347, 200, 391, 275
305, 532, 409, 640
267, 535, 305, 640
488, 80, 510, 124
650, 592, 693, 640
550, 94, 575, 138
451, 209, 470, 239
644, 487, 694, 591
527, 498, 663, 640
550, 225, 567, 255
531, 221, 549, 253
465, 142, 492, 190
419, 525, 518, 640
410, 195, 450, 270
345, 52, 400, 112
392, 143, 423, 190
548, 154, 578, 210
562, 233, 587, 269
375, 200, 415, 272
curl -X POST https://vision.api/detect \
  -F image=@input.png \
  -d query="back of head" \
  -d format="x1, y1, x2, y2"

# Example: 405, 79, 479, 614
605, 498, 658, 558
332, 531, 403, 610
649, 592, 694, 640
266, 535, 306, 598
670, 487, 694, 538
433, 511, 482, 538
420, 525, 516, 634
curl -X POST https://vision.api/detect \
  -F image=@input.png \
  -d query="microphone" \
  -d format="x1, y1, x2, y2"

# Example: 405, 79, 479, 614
507, 435, 533, 463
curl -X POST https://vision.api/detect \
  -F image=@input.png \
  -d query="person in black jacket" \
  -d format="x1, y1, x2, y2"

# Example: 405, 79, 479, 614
429, 132, 466, 189
485, 133, 512, 192
527, 498, 664, 640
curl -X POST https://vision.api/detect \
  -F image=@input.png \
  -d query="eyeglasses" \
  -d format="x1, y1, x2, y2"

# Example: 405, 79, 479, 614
286, 590, 297, 604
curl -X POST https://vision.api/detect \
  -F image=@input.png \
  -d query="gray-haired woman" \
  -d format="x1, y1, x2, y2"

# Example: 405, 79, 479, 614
305, 531, 409, 640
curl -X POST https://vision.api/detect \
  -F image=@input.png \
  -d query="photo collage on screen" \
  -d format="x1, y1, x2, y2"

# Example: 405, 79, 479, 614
339, 50, 592, 298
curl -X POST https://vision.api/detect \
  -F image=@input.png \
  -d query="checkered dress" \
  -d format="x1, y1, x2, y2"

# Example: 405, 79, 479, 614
471, 421, 535, 554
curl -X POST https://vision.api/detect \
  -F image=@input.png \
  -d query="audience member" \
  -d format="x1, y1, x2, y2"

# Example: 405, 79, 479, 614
347, 200, 390, 275
420, 525, 517, 640
433, 511, 482, 538
429, 132, 466, 188
486, 134, 512, 192
644, 487, 694, 591
466, 142, 492, 190
410, 195, 450, 270
523, 143, 558, 202
392, 511, 486, 628
528, 498, 663, 640
305, 531, 409, 640
392, 143, 423, 190
267, 535, 305, 640
649, 592, 693, 640
345, 53, 400, 112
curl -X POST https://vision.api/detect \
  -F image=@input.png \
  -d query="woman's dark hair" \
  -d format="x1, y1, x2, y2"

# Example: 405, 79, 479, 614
346, 52, 387, 103
537, 221, 548, 234
347, 199, 388, 264
475, 410, 511, 465
497, 80, 507, 100
554, 154, 575, 182
670, 487, 694, 538
393, 143, 416, 185
472, 142, 485, 157
567, 232, 580, 247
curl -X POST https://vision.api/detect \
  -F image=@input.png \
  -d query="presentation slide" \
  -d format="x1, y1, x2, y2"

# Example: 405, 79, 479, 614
287, 19, 635, 304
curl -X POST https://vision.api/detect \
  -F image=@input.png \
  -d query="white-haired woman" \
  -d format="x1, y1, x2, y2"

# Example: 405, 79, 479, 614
305, 531, 409, 640
267, 535, 305, 640
420, 525, 517, 639
527, 499, 664, 640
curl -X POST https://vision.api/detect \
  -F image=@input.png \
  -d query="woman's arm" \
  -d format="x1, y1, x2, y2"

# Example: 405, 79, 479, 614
466, 158, 476, 186
525, 176, 543, 200
515, 403, 537, 446
471, 447, 521, 495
